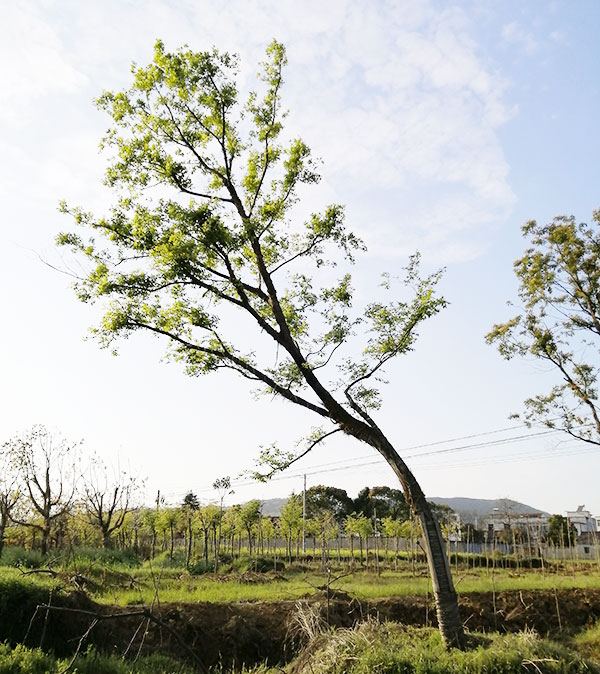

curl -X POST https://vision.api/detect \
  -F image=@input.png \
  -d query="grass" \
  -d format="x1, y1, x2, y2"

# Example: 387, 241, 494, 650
0, 643, 193, 673
285, 622, 599, 674
92, 566, 600, 606
3, 546, 600, 607
0, 626, 598, 674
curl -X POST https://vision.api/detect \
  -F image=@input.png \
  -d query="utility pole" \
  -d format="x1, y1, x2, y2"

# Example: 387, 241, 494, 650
302, 474, 306, 555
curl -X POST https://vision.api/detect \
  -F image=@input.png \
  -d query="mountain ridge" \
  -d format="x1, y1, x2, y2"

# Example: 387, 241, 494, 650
256, 495, 550, 521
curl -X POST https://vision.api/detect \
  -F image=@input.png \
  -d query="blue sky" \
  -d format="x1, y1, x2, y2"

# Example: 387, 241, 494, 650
1, 0, 599, 515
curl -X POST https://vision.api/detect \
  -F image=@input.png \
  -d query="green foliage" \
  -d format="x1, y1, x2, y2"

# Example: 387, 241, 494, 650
289, 623, 598, 674
305, 486, 352, 524
574, 621, 600, 661
0, 643, 191, 673
487, 210, 600, 444
547, 515, 577, 546
188, 558, 216, 575
0, 547, 44, 569
58, 39, 448, 471
353, 486, 409, 521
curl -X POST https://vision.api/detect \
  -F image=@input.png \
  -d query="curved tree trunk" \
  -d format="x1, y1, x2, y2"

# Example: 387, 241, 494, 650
368, 429, 465, 649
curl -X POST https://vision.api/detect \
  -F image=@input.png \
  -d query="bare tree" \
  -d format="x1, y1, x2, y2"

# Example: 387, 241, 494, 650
6, 426, 78, 556
80, 454, 140, 548
0, 449, 20, 557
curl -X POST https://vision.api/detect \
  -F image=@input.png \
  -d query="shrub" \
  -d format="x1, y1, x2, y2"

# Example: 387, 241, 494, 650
231, 556, 284, 573
0, 643, 194, 673
189, 559, 215, 575
0, 642, 56, 674
0, 547, 44, 569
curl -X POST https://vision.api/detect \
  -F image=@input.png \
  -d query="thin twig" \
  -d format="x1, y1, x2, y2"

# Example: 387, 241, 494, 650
58, 618, 98, 674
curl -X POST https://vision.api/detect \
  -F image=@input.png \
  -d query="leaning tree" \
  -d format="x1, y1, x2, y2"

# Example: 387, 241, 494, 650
58, 41, 464, 646
487, 210, 600, 445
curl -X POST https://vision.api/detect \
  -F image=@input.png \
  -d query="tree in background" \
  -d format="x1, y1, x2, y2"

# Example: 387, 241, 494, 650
354, 485, 410, 522
158, 507, 180, 559
305, 485, 352, 525
547, 514, 577, 547
182, 491, 200, 567
487, 211, 600, 444
5, 426, 78, 556
58, 41, 462, 646
237, 500, 262, 555
212, 476, 233, 569
197, 503, 220, 565
80, 454, 139, 548
0, 450, 20, 557
280, 494, 302, 562
381, 516, 406, 570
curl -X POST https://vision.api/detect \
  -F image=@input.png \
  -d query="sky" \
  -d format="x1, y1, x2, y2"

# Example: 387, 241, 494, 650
1, 0, 600, 517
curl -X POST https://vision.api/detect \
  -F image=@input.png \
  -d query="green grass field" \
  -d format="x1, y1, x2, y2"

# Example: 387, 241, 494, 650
3, 553, 600, 606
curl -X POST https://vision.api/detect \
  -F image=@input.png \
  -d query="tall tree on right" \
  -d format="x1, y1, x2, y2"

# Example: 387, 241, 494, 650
487, 210, 600, 445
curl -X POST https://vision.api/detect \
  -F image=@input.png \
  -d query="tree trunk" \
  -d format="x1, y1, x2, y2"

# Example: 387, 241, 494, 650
41, 524, 50, 556
0, 517, 6, 558
186, 518, 192, 568
368, 429, 465, 649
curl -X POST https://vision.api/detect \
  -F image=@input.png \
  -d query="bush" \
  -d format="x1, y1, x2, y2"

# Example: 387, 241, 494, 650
67, 546, 141, 568
142, 550, 187, 569
0, 643, 194, 673
231, 556, 284, 573
0, 642, 56, 674
0, 547, 44, 569
189, 559, 215, 575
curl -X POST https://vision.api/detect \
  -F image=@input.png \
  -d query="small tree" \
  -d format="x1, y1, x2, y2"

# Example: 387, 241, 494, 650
5, 426, 78, 556
487, 210, 600, 443
547, 514, 576, 547
212, 476, 233, 569
382, 516, 405, 570
197, 503, 220, 565
0, 450, 20, 557
80, 454, 139, 548
305, 485, 353, 525
159, 507, 180, 559
237, 500, 261, 555
182, 491, 200, 567
280, 494, 302, 562
58, 40, 463, 646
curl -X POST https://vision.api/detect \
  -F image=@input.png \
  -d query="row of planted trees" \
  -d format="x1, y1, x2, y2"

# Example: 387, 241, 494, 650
3, 426, 576, 569
0, 425, 435, 567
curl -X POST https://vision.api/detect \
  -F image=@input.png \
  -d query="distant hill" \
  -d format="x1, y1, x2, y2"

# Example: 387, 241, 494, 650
259, 497, 289, 517
256, 495, 549, 522
428, 497, 550, 523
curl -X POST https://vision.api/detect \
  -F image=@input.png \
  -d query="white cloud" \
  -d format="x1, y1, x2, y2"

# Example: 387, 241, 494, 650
502, 21, 539, 54
1, 0, 516, 265
1, 2, 87, 121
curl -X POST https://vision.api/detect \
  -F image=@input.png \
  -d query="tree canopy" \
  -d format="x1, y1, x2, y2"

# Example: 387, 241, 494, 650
58, 39, 446, 471
487, 211, 600, 444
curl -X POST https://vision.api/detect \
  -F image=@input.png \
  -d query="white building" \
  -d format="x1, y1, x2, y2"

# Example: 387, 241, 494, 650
566, 505, 598, 535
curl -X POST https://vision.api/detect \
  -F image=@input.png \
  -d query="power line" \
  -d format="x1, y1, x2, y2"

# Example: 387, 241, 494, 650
161, 424, 572, 502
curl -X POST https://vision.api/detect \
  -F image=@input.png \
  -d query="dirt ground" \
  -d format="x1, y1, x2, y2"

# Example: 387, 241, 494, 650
17, 587, 600, 670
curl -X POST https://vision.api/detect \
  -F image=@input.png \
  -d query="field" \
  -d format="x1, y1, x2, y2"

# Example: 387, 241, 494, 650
3, 546, 600, 672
